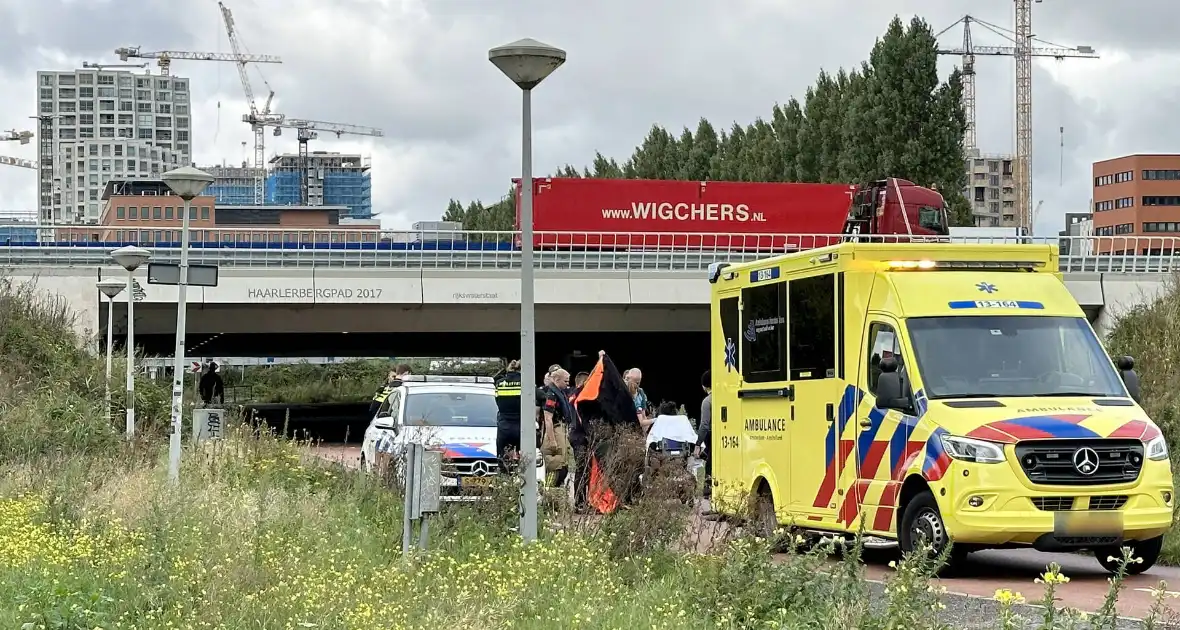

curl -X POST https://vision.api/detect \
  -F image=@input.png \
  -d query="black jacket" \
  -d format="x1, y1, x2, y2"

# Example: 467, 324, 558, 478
199, 371, 224, 405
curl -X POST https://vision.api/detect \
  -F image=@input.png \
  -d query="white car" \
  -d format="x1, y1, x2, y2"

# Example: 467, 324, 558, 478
360, 375, 545, 500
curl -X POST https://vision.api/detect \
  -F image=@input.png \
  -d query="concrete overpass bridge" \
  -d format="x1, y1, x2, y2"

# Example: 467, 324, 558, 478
2, 231, 1175, 404
1, 260, 1168, 345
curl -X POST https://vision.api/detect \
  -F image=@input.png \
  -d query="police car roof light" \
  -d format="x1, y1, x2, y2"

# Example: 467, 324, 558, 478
400, 374, 495, 384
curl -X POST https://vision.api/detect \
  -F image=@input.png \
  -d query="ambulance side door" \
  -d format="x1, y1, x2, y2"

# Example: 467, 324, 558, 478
737, 275, 791, 509
786, 271, 844, 525
711, 288, 743, 508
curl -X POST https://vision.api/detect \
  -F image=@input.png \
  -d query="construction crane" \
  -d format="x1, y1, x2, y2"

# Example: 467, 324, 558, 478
82, 61, 149, 71
937, 6, 1097, 233
0, 129, 35, 172
114, 46, 280, 76
2, 129, 33, 145
219, 1, 285, 204
270, 118, 384, 205
0, 156, 36, 170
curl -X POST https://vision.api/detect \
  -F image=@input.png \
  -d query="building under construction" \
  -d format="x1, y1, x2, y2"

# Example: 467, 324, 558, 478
204, 164, 268, 206
266, 151, 372, 219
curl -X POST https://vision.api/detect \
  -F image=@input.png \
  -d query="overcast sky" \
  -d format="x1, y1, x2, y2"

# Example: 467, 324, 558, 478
1, 0, 1177, 235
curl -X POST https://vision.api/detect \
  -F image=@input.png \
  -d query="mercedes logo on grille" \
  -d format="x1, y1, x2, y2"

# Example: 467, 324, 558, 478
471, 460, 491, 477
1073, 447, 1100, 476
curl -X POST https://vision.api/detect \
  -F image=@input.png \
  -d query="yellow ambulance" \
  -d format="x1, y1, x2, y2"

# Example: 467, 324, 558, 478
707, 241, 1173, 573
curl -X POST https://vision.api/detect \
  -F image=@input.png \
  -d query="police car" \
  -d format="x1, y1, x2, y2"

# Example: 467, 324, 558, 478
360, 375, 544, 499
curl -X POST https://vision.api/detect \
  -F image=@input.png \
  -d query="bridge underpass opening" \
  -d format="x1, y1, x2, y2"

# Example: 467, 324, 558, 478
102, 303, 712, 418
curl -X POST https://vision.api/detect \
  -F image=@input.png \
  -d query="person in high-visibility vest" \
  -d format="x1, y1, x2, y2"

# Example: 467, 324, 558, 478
368, 363, 411, 418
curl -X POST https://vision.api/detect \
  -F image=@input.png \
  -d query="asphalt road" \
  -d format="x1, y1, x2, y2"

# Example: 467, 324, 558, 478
310, 443, 1180, 622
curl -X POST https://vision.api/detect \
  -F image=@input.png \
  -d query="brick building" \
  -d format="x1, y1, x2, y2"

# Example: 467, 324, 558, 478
1092, 154, 1180, 253
56, 178, 378, 244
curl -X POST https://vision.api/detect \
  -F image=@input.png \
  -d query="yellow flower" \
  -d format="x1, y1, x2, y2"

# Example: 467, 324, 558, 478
994, 588, 1026, 606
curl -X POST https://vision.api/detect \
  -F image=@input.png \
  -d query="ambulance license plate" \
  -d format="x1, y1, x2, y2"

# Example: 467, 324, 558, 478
1054, 511, 1123, 538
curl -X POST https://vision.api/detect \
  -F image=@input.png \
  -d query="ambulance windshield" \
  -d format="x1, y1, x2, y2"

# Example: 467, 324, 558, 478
906, 316, 1126, 400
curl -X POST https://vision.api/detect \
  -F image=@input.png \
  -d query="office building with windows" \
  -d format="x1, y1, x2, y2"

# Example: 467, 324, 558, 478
35, 68, 192, 225
964, 153, 1017, 227
1092, 154, 1180, 254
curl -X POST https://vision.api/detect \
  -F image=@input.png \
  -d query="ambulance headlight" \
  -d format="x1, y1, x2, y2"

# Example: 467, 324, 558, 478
940, 435, 1005, 464
1147, 435, 1169, 461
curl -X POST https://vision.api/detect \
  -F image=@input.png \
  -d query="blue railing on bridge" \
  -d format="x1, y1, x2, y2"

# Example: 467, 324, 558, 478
2, 227, 1179, 273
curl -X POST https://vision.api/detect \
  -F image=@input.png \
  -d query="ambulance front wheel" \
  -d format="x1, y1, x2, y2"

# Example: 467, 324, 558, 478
899, 491, 952, 560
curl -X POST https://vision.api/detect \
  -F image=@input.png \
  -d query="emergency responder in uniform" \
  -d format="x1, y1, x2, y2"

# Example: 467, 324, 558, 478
368, 363, 411, 418
542, 368, 573, 488
495, 360, 524, 466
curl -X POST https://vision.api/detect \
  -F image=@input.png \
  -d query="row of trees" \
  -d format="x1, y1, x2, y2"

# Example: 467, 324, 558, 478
443, 16, 972, 230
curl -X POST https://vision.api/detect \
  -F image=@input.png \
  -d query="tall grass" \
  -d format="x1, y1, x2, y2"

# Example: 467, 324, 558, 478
0, 274, 1175, 628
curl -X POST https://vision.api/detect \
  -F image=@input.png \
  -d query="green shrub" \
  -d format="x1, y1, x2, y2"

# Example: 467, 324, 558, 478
0, 277, 170, 459
231, 358, 501, 404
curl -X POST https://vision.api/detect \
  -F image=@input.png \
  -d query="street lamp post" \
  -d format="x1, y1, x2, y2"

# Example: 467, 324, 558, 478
162, 165, 215, 484
489, 38, 566, 544
96, 279, 125, 425
111, 245, 151, 440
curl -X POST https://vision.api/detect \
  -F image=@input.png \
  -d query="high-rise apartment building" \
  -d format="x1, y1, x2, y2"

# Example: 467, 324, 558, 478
964, 153, 1017, 227
267, 151, 373, 219
204, 164, 268, 206
35, 68, 193, 224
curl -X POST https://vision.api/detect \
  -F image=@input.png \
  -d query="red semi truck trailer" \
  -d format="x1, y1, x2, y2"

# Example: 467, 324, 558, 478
513, 177, 950, 249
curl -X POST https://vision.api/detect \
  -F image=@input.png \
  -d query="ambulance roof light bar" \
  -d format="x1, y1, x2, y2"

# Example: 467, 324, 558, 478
885, 260, 1045, 271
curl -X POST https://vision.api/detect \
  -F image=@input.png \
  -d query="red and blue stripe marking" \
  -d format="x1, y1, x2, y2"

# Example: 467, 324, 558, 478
440, 443, 495, 459
1109, 419, 1162, 441
966, 414, 1097, 443
820, 387, 932, 528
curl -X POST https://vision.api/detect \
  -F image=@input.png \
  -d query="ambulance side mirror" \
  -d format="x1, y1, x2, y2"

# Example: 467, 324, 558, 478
874, 357, 910, 412
1116, 356, 1142, 404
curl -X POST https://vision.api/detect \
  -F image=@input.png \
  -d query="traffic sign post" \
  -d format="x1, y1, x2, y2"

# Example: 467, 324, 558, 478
190, 362, 202, 373
146, 262, 219, 287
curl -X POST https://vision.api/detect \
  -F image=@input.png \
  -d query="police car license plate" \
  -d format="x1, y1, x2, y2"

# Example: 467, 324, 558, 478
460, 476, 492, 488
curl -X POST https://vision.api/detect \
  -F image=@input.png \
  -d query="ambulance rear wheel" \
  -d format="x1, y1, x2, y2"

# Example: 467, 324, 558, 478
899, 491, 950, 560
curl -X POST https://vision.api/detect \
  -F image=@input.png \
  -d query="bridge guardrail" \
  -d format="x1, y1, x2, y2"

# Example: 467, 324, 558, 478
2, 229, 1179, 273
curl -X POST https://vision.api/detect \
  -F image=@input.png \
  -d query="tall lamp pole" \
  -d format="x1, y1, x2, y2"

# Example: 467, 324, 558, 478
111, 245, 151, 439
96, 279, 126, 425
162, 165, 215, 484
488, 38, 566, 544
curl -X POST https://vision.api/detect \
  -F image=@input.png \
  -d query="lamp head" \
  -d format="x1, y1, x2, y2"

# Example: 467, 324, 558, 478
111, 245, 151, 272
162, 165, 214, 200
96, 278, 125, 299
488, 38, 566, 90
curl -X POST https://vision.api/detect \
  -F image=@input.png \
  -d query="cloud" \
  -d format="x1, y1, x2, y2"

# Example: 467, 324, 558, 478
0, 0, 1176, 233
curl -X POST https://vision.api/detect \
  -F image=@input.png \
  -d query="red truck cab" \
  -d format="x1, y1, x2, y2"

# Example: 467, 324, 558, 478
842, 178, 950, 239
